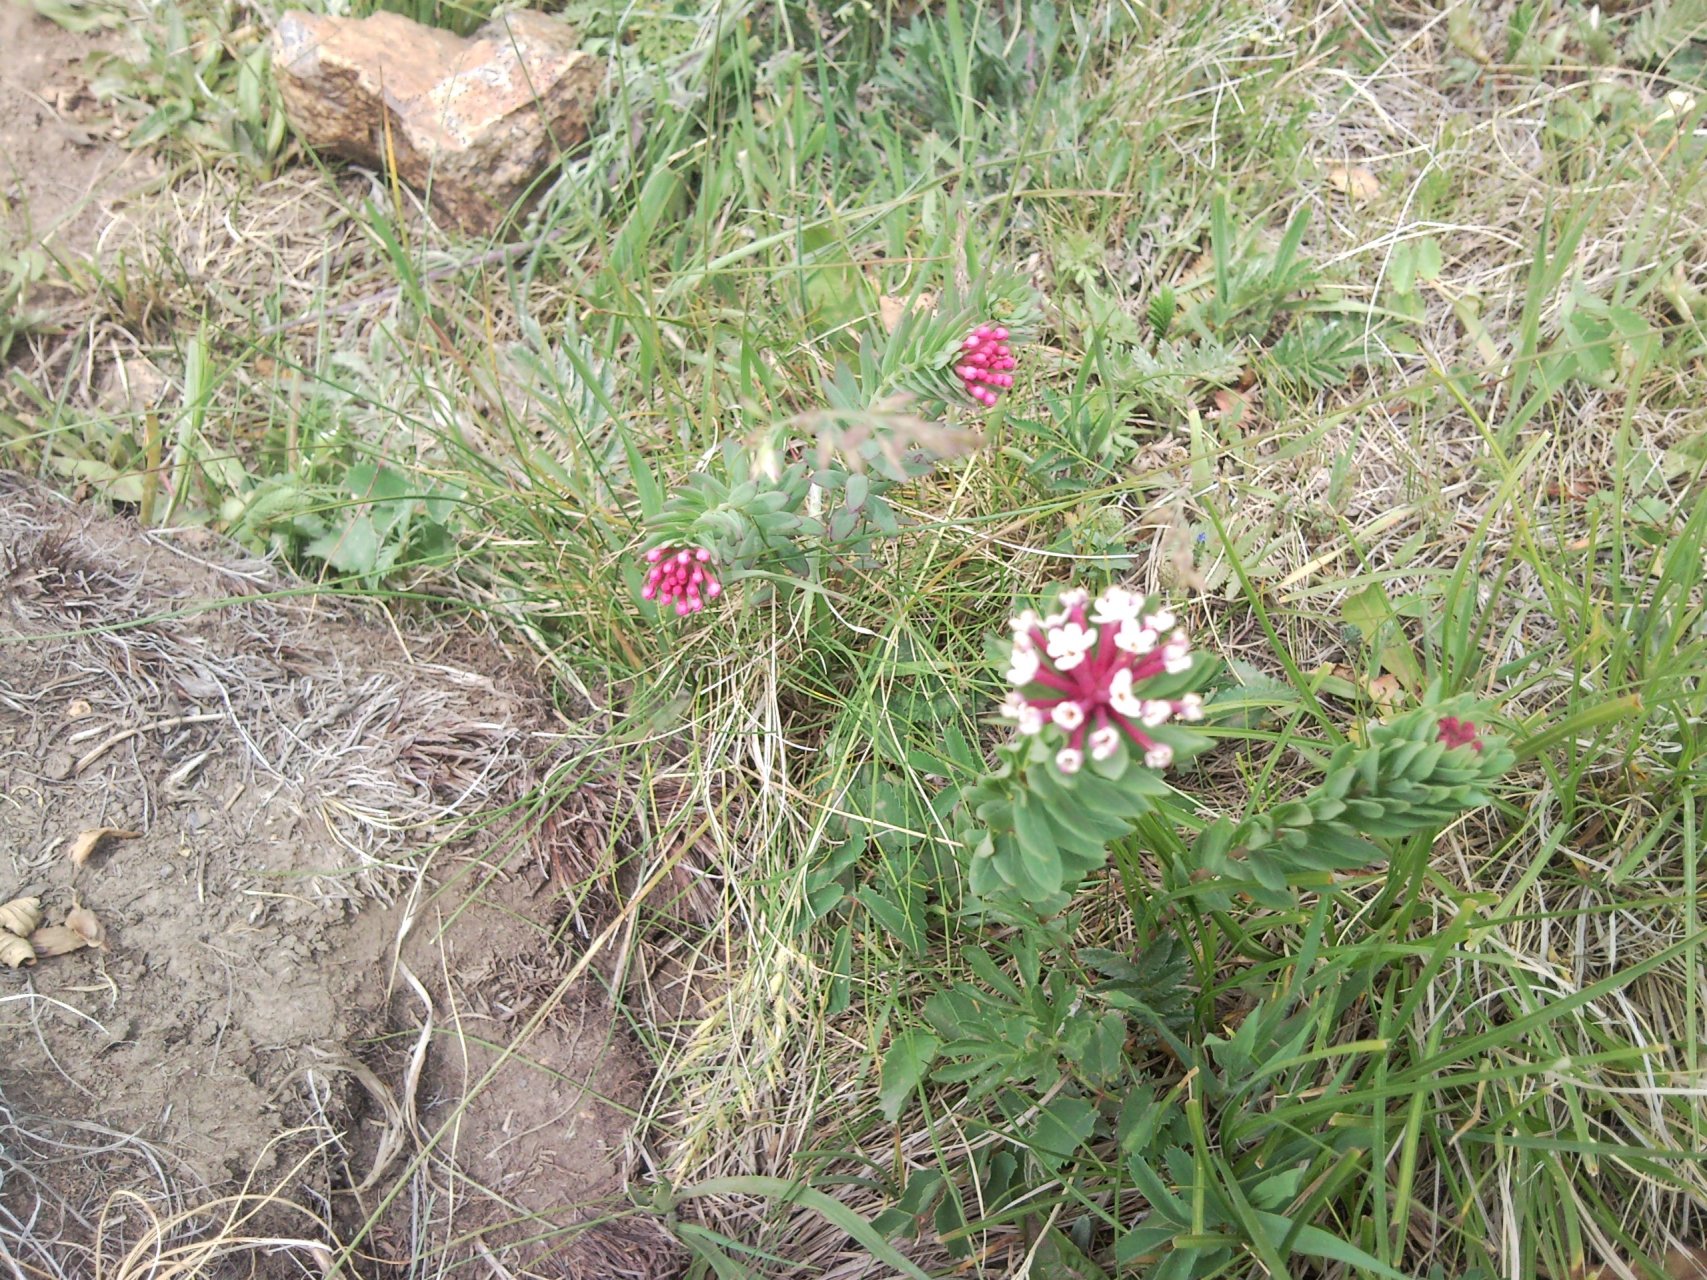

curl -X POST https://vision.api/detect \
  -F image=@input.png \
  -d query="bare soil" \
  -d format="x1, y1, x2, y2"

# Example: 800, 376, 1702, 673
0, 0, 155, 258
0, 476, 674, 1278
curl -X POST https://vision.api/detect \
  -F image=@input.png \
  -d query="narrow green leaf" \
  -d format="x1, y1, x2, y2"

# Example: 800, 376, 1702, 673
1270, 1215, 1412, 1280
674, 1177, 935, 1280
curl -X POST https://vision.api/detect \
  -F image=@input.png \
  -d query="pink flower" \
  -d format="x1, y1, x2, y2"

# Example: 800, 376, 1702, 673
640, 545, 722, 616
1437, 716, 1483, 752
1002, 586, 1203, 773
955, 324, 1017, 408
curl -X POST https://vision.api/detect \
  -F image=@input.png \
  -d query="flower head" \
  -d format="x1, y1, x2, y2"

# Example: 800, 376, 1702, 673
641, 545, 722, 616
1437, 716, 1484, 752
955, 323, 1018, 408
999, 585, 1204, 776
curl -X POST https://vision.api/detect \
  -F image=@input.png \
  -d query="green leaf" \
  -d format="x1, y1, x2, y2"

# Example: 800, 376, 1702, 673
844, 470, 870, 511
676, 1178, 934, 1280
826, 923, 852, 1017
1010, 843, 1067, 901
1082, 1011, 1128, 1086
1341, 582, 1424, 694
961, 947, 1022, 1002
307, 514, 380, 575
1416, 236, 1443, 281
672, 1223, 768, 1280
1033, 1226, 1112, 1280
1147, 287, 1177, 340
855, 886, 924, 955
1264, 1214, 1412, 1280
1125, 1155, 1186, 1221
1030, 1096, 1098, 1173
1115, 1221, 1176, 1266
879, 1029, 940, 1123
32, 0, 127, 32
45, 457, 146, 504
1010, 792, 1058, 861
1249, 1167, 1307, 1210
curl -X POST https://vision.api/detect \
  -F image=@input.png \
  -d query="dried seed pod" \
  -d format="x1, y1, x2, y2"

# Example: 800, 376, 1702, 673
0, 896, 43, 937
67, 827, 140, 868
65, 906, 105, 948
29, 926, 89, 958
0, 931, 36, 968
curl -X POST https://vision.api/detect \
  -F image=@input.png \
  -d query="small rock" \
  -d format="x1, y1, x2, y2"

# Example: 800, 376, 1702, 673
96, 356, 168, 414
271, 10, 602, 236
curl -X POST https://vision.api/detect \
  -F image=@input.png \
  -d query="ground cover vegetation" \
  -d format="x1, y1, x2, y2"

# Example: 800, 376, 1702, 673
4, 0, 1707, 1276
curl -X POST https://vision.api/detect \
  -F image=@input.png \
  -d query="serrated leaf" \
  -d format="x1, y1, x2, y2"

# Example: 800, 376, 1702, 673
855, 886, 925, 955
879, 1029, 940, 1122
961, 947, 1022, 1002
1030, 1096, 1098, 1173
1083, 1011, 1128, 1085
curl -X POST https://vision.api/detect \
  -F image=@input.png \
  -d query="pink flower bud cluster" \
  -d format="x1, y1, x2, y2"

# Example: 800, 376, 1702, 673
1437, 716, 1484, 752
955, 324, 1016, 407
641, 546, 722, 615
998, 586, 1203, 776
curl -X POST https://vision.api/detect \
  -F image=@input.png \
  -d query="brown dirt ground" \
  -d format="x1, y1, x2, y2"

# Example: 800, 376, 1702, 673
0, 0, 157, 258
0, 475, 676, 1278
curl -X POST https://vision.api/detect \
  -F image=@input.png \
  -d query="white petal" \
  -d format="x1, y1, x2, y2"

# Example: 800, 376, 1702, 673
1046, 622, 1097, 667
1114, 619, 1157, 654
1108, 667, 1142, 715
1091, 587, 1142, 625
1008, 646, 1041, 685
1162, 633, 1192, 674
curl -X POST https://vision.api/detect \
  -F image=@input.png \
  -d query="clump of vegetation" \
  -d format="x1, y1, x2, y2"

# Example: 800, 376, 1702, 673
5, 0, 1707, 1276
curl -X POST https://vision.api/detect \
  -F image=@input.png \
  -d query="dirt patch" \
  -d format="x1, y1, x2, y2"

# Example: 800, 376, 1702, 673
0, 476, 675, 1278
0, 3, 155, 258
